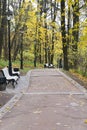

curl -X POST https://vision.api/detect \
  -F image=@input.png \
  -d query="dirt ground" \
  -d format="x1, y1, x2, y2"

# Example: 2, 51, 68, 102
0, 92, 14, 108
63, 70, 87, 89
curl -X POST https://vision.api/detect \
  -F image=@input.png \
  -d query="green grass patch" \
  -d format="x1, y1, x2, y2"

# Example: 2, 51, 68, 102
0, 59, 8, 69
0, 59, 44, 75
71, 69, 87, 78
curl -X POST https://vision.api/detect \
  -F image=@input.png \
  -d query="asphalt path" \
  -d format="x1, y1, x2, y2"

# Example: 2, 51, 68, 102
0, 69, 87, 130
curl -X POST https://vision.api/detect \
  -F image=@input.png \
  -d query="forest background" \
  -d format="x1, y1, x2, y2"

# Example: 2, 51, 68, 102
0, 0, 87, 78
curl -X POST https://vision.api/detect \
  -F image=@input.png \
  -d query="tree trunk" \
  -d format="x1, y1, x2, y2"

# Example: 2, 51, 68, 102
61, 0, 69, 70
50, 0, 57, 64
44, 0, 48, 63
0, 0, 7, 57
72, 0, 79, 68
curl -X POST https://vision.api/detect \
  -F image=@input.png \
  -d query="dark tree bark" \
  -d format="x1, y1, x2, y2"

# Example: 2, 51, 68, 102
43, 0, 48, 63
61, 0, 69, 70
72, 0, 79, 68
38, 0, 43, 64
0, 0, 7, 58
50, 0, 57, 64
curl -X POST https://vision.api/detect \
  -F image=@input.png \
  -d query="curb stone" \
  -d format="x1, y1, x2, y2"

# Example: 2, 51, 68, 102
0, 93, 22, 119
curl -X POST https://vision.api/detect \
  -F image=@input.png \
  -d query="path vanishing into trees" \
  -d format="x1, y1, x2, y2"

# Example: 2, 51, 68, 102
0, 69, 87, 130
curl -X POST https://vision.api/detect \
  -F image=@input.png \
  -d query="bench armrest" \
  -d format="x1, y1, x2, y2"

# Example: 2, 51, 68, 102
13, 68, 19, 72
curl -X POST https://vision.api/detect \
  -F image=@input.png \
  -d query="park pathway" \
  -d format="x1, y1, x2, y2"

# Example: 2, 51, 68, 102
0, 69, 87, 130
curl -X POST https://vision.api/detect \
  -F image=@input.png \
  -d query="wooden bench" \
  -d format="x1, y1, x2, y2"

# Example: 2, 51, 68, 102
2, 67, 19, 88
44, 63, 54, 68
44, 63, 49, 68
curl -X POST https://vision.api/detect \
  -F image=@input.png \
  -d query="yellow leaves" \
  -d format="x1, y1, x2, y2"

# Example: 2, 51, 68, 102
78, 21, 87, 57
39, 27, 46, 33
31, 0, 35, 2
50, 22, 55, 27
70, 69, 87, 85
5, 106, 10, 111
20, 8, 25, 15
56, 0, 61, 2
25, 10, 37, 41
26, 11, 37, 29
68, 0, 73, 7
84, 119, 87, 124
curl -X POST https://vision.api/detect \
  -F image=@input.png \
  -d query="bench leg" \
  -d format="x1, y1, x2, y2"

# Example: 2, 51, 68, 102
12, 80, 18, 88
12, 81, 15, 88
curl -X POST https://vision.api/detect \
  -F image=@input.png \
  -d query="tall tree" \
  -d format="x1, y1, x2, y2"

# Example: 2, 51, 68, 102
43, 0, 48, 63
61, 0, 69, 70
0, 0, 7, 57
50, 0, 58, 64
72, 0, 79, 68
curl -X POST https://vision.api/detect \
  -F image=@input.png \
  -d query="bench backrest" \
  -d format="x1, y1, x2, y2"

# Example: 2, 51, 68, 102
2, 67, 10, 78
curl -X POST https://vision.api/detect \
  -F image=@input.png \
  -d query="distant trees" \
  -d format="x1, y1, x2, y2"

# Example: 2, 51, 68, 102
60, 0, 87, 71
0, 0, 29, 61
35, 0, 60, 66
0, 0, 87, 73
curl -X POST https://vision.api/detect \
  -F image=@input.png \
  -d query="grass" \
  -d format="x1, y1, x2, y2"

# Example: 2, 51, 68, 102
0, 60, 8, 69
0, 59, 44, 75
0, 59, 87, 89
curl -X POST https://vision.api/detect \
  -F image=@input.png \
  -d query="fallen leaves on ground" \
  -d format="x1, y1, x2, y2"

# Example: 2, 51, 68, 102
84, 119, 87, 124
